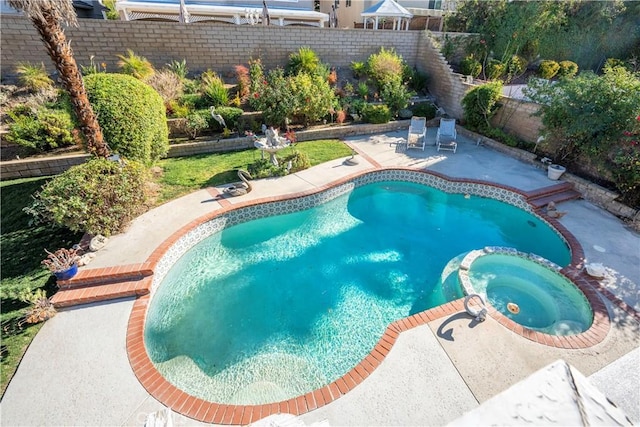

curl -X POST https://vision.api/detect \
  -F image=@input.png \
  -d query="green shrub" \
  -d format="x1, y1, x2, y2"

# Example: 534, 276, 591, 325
116, 49, 155, 80
84, 73, 169, 165
461, 81, 503, 130
249, 158, 284, 178
486, 59, 506, 80
524, 66, 640, 204
346, 98, 367, 117
558, 60, 579, 78
33, 158, 149, 236
250, 68, 296, 127
168, 101, 190, 118
367, 47, 404, 89
441, 35, 456, 60
506, 55, 528, 78
283, 151, 310, 172
102, 0, 119, 19
178, 93, 209, 110
521, 39, 540, 62
538, 60, 560, 79
80, 55, 107, 76
15, 62, 54, 92
167, 59, 188, 79
351, 61, 367, 79
460, 56, 482, 78
287, 47, 325, 77
5, 107, 76, 151
290, 72, 336, 125
380, 79, 413, 116
357, 81, 370, 98
362, 104, 391, 124
183, 112, 209, 139
603, 58, 627, 71
205, 106, 243, 131
182, 78, 200, 94
248, 59, 267, 111
201, 70, 228, 107
482, 126, 520, 147
411, 103, 437, 120
407, 69, 429, 93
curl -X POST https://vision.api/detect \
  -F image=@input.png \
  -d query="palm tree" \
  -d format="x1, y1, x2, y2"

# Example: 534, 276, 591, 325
8, 0, 109, 158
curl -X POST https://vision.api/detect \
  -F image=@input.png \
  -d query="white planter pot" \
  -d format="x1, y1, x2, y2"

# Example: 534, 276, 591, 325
547, 164, 566, 180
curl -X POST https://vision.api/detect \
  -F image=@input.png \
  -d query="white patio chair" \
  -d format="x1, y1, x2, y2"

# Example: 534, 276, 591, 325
407, 116, 427, 150
436, 118, 458, 153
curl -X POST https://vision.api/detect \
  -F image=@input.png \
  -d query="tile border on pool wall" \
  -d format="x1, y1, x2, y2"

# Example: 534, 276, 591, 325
129, 167, 611, 425
150, 168, 548, 293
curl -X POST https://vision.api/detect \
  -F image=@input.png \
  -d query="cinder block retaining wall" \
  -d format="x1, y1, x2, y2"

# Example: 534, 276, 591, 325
414, 35, 543, 143
0, 121, 409, 179
0, 16, 420, 76
1, 154, 91, 179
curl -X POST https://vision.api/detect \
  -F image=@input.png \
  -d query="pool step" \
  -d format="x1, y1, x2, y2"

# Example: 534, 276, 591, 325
51, 264, 152, 308
526, 182, 581, 209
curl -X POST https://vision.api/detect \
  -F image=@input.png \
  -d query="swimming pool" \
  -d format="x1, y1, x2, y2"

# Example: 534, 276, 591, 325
144, 173, 571, 406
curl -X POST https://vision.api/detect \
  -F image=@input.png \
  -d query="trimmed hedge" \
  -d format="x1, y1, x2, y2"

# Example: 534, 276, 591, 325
362, 104, 391, 124
85, 73, 169, 165
538, 60, 560, 80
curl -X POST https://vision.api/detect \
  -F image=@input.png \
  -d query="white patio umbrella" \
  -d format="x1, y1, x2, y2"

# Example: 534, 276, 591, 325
178, 0, 190, 23
261, 0, 270, 25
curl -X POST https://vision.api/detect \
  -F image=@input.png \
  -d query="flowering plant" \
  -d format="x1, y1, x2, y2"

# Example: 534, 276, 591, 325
285, 129, 297, 144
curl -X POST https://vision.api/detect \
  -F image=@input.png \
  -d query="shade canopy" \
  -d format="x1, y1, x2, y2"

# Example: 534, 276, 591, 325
361, 0, 413, 18
361, 0, 412, 30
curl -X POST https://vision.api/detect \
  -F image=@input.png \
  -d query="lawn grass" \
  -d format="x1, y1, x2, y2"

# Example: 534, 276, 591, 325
156, 139, 353, 203
0, 139, 352, 395
0, 176, 82, 396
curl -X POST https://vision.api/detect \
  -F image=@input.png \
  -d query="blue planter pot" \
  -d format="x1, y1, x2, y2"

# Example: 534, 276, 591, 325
54, 263, 78, 281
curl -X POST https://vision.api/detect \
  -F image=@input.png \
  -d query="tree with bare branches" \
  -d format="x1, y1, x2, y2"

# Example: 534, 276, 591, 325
8, 0, 109, 158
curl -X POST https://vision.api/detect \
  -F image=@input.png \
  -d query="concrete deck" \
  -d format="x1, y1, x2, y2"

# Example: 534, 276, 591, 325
2, 130, 639, 426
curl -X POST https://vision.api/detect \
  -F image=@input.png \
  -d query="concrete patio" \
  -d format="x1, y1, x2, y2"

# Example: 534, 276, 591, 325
1, 129, 638, 426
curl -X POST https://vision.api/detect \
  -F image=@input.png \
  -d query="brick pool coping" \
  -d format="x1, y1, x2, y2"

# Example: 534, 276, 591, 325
114, 168, 622, 424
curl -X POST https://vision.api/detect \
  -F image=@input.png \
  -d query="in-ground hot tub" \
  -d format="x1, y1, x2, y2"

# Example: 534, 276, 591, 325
459, 247, 593, 335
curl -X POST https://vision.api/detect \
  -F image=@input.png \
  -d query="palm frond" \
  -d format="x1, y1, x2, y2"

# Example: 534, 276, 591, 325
8, 0, 77, 27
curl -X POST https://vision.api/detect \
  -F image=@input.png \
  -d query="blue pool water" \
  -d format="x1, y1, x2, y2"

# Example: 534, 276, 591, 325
467, 254, 592, 335
145, 181, 571, 404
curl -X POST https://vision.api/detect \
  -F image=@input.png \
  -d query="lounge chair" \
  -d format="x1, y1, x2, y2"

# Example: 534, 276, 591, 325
436, 118, 457, 153
407, 116, 427, 150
